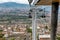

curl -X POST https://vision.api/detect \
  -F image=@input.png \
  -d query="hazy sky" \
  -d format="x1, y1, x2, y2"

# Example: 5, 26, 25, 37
0, 0, 29, 4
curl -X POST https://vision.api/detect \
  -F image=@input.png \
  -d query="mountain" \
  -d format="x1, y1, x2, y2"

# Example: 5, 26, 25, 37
0, 2, 30, 8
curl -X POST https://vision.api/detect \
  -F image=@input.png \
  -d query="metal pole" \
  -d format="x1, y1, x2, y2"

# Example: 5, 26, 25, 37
51, 2, 59, 40
32, 7, 37, 40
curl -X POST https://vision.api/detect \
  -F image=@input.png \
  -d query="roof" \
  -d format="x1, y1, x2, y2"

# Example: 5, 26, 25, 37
39, 34, 50, 38
34, 0, 60, 5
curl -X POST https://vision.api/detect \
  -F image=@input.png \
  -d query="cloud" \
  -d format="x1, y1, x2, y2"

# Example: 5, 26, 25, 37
0, 0, 29, 4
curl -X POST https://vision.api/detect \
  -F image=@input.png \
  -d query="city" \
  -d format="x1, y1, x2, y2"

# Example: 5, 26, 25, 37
0, 0, 60, 40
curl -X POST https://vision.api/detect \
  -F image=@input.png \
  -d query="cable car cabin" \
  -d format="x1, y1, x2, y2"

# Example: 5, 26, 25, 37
28, 9, 33, 18
40, 14, 46, 18
28, 13, 32, 18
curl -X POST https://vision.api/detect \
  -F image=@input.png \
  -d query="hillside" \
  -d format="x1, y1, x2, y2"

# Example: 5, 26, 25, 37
0, 2, 29, 8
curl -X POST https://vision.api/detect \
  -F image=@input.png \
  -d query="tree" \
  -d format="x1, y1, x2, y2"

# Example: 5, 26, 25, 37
26, 25, 32, 40
0, 30, 4, 38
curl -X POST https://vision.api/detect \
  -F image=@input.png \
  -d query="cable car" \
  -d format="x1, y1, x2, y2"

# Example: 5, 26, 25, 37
28, 13, 32, 18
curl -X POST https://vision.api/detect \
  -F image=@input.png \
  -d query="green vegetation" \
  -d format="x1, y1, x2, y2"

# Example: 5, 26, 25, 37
11, 38, 15, 40
0, 34, 4, 38
0, 15, 29, 21
26, 27, 32, 33
56, 34, 60, 40
0, 30, 4, 38
0, 30, 3, 32
57, 37, 60, 40
45, 25, 48, 29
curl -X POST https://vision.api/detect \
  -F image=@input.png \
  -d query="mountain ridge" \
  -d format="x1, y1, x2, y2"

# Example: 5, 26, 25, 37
0, 2, 29, 8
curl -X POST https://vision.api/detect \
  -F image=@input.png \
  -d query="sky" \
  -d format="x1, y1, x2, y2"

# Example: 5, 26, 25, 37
0, 0, 29, 4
